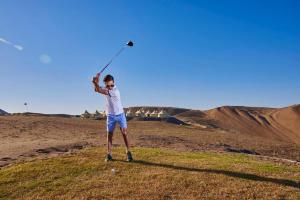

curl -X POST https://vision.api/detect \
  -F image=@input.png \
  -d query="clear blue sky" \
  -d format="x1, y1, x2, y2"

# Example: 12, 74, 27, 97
1, 0, 299, 114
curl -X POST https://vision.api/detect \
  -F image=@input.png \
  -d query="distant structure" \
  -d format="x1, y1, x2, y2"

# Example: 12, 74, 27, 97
150, 110, 159, 117
93, 110, 106, 119
99, 111, 106, 117
135, 109, 145, 117
145, 110, 151, 117
126, 109, 134, 117
80, 108, 169, 120
81, 110, 91, 118
94, 110, 101, 117
81, 110, 106, 119
158, 110, 169, 118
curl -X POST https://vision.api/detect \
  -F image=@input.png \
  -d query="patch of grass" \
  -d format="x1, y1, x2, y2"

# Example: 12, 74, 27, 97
0, 147, 299, 200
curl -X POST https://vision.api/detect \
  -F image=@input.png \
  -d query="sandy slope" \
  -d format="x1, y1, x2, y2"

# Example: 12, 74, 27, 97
270, 105, 300, 142
176, 105, 300, 144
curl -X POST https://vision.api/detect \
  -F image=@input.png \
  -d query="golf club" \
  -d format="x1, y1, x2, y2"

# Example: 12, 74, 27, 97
98, 40, 134, 75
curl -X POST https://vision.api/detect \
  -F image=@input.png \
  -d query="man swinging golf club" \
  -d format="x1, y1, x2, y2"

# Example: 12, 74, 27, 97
92, 73, 133, 162
91, 40, 134, 162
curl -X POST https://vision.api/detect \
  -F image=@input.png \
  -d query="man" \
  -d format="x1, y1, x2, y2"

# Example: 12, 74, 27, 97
92, 73, 133, 162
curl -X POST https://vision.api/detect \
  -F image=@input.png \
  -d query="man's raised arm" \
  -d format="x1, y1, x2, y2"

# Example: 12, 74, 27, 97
92, 74, 109, 95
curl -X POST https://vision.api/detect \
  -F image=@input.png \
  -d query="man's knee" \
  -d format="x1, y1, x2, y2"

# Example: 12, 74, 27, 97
120, 128, 127, 135
107, 132, 114, 137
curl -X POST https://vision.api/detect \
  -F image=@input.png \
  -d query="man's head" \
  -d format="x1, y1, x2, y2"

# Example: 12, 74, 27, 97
103, 74, 115, 89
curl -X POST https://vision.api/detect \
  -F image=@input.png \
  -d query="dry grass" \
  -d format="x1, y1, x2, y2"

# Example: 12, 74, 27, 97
0, 147, 299, 200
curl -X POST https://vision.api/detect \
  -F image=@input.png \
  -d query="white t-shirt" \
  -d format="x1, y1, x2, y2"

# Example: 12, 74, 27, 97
104, 86, 124, 115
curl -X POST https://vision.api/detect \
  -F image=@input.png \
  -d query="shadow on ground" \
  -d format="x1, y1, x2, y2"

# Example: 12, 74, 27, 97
116, 159, 300, 189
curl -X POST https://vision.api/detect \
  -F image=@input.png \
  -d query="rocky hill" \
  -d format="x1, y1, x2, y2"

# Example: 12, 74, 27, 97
0, 109, 9, 116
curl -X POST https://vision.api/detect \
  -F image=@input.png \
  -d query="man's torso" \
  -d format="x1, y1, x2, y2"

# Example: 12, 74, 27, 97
104, 86, 124, 115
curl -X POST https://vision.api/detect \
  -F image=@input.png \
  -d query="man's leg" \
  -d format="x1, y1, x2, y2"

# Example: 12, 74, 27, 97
106, 115, 116, 161
120, 128, 130, 152
120, 127, 133, 161
118, 113, 130, 151
118, 113, 133, 161
107, 132, 113, 155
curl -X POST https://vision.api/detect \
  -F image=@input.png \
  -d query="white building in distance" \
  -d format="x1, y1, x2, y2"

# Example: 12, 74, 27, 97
145, 110, 151, 117
135, 109, 145, 117
150, 110, 158, 117
126, 109, 134, 117
81, 110, 91, 118
158, 110, 169, 118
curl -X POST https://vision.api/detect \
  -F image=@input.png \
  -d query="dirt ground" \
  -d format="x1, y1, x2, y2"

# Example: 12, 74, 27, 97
1, 115, 300, 167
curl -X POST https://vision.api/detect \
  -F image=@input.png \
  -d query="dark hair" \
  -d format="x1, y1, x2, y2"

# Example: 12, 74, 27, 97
103, 74, 114, 83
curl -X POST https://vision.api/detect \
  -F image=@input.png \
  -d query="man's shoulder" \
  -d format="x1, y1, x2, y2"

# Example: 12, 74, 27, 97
107, 86, 120, 97
113, 86, 119, 91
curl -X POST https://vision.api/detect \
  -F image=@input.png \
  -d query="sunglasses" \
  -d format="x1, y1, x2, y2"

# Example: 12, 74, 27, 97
106, 84, 114, 88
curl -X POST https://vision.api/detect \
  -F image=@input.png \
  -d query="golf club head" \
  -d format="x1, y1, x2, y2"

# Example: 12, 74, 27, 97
126, 40, 134, 47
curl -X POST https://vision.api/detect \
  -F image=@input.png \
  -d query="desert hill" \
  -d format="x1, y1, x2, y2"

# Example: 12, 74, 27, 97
175, 105, 300, 144
126, 105, 300, 144
13, 112, 77, 118
0, 109, 9, 116
270, 105, 300, 141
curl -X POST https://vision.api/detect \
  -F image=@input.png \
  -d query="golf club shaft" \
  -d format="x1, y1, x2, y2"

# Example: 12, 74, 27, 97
99, 46, 125, 74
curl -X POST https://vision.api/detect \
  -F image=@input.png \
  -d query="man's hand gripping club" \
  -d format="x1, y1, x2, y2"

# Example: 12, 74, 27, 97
92, 73, 109, 95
